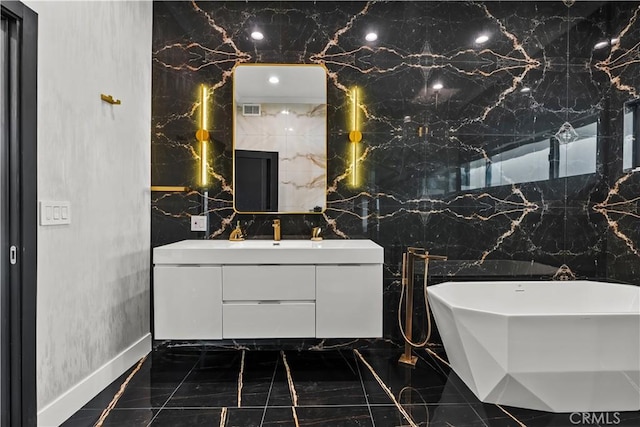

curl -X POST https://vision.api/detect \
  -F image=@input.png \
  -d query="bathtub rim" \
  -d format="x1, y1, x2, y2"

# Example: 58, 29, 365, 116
427, 279, 640, 316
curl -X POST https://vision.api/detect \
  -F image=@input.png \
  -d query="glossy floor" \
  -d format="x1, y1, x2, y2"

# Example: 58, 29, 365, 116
62, 346, 640, 427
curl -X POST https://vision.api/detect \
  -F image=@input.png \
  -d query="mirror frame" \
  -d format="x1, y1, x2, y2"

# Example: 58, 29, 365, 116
232, 63, 328, 214
623, 98, 640, 171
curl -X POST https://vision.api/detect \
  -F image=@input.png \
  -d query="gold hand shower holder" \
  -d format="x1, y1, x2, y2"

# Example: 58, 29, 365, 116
398, 247, 447, 367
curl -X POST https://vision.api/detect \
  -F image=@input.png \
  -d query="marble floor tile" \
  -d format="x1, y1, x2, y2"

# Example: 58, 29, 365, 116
274, 350, 369, 406
60, 409, 102, 427
151, 408, 224, 426
476, 403, 640, 427
61, 409, 157, 427
237, 351, 282, 408
356, 348, 472, 406
165, 350, 243, 408
261, 407, 297, 426
370, 403, 488, 427
295, 406, 374, 426
223, 408, 268, 427
61, 347, 640, 427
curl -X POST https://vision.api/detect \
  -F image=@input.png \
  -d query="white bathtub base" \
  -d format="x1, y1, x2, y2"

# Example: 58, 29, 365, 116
429, 280, 640, 413
474, 371, 640, 413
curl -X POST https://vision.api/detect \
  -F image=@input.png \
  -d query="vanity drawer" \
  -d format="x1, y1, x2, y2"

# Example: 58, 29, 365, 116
222, 265, 315, 301
222, 302, 315, 338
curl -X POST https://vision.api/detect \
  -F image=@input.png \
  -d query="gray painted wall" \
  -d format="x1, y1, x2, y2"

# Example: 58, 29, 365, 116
24, 0, 153, 411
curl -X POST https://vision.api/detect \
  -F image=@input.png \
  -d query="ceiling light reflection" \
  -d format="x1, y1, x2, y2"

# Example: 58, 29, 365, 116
594, 40, 609, 50
475, 34, 489, 44
593, 38, 619, 50
365, 32, 378, 42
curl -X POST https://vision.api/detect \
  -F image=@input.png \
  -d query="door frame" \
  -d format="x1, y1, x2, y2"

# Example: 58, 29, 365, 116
1, 2, 37, 426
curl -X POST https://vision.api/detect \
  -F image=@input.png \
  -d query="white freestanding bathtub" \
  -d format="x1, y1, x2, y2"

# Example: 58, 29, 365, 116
428, 280, 640, 412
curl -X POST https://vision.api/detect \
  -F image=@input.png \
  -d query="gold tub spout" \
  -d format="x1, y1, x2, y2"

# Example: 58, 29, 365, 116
229, 221, 244, 241
272, 219, 281, 241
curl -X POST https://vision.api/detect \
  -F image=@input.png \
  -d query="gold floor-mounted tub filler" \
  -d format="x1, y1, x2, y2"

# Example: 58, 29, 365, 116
398, 247, 447, 367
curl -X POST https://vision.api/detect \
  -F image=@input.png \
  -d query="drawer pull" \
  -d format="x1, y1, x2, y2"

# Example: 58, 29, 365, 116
258, 300, 281, 304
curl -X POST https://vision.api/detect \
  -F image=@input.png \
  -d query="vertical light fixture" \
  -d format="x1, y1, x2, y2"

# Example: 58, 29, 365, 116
348, 86, 362, 187
196, 84, 210, 187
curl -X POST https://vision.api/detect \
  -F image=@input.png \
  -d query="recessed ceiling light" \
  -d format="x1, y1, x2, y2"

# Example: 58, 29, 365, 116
268, 76, 279, 84
251, 31, 264, 41
281, 110, 289, 115
520, 87, 531, 93
594, 40, 609, 50
475, 34, 489, 44
432, 83, 444, 90
365, 32, 378, 42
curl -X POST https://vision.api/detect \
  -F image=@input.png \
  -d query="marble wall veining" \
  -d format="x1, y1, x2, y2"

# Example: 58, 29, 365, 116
30, 0, 153, 419
152, 1, 640, 342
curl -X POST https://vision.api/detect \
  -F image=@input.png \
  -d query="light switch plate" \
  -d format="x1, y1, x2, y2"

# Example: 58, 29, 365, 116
191, 215, 207, 232
40, 201, 71, 225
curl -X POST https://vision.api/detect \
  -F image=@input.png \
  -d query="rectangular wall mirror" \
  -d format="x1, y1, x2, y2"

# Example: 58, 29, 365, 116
233, 64, 327, 213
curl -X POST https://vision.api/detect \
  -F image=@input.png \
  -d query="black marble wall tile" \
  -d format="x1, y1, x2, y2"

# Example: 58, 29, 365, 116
152, 1, 640, 343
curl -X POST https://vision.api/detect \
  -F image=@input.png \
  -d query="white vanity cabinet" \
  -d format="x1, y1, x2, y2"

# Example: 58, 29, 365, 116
152, 239, 383, 340
153, 265, 222, 339
316, 265, 383, 338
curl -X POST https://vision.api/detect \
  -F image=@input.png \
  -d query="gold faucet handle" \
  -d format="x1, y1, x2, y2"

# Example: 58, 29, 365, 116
311, 227, 322, 241
229, 221, 245, 241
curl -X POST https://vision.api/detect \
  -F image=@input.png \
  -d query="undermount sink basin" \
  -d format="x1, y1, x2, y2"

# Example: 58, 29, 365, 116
231, 240, 316, 249
153, 239, 383, 265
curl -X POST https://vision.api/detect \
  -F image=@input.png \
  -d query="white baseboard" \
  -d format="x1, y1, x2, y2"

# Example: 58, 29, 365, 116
37, 333, 152, 427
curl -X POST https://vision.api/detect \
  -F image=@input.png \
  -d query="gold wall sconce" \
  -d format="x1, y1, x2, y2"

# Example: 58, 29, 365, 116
195, 84, 210, 187
348, 86, 362, 187
100, 94, 121, 105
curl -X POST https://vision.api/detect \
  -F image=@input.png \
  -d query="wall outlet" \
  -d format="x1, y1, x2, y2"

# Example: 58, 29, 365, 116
191, 215, 207, 232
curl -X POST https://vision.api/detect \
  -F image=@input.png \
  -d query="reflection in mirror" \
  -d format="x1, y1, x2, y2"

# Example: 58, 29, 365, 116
623, 99, 640, 171
461, 120, 598, 190
233, 64, 327, 213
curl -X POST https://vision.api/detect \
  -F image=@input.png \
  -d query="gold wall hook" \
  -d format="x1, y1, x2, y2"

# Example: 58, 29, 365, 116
100, 94, 121, 105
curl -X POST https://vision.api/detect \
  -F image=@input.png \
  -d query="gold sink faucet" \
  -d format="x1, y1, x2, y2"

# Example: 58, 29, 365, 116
272, 219, 281, 241
311, 227, 322, 241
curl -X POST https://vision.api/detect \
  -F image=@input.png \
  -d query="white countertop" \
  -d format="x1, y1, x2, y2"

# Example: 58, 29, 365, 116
153, 239, 384, 265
